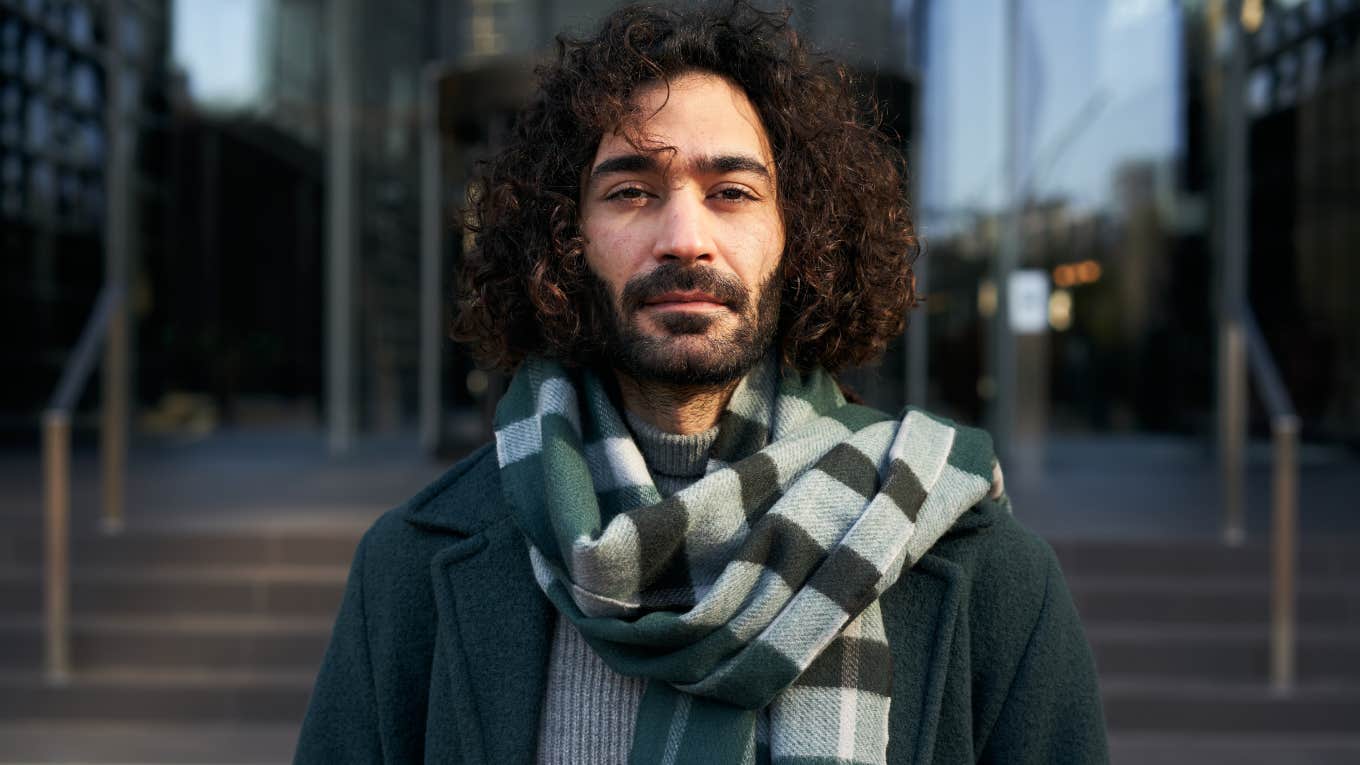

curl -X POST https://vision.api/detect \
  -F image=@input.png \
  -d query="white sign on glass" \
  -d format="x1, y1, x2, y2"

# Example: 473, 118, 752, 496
1008, 270, 1050, 335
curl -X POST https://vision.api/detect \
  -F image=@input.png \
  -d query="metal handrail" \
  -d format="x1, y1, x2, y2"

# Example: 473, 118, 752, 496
41, 282, 125, 684
1242, 310, 1298, 424
1241, 307, 1301, 694
47, 286, 124, 414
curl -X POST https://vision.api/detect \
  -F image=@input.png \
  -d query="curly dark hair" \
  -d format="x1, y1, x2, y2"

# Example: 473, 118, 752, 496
452, 0, 919, 374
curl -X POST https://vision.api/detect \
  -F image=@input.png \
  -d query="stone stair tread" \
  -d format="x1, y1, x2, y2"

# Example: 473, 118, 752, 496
0, 668, 316, 688
1070, 574, 1360, 592
1084, 622, 1360, 640
0, 720, 299, 764
0, 614, 334, 633
1109, 732, 1360, 765
1099, 677, 1360, 697
0, 564, 349, 583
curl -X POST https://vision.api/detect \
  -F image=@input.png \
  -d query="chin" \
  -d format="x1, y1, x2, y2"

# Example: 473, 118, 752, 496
616, 332, 764, 388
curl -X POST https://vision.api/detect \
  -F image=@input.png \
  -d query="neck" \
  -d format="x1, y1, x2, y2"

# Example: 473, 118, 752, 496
614, 372, 738, 435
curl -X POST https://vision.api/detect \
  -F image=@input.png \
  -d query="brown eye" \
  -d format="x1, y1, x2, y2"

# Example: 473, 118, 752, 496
605, 186, 651, 204
713, 187, 755, 203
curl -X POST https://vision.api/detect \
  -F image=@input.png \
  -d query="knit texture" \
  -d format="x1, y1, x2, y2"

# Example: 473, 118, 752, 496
535, 415, 716, 764
495, 355, 1004, 765
624, 410, 719, 498
536, 617, 647, 765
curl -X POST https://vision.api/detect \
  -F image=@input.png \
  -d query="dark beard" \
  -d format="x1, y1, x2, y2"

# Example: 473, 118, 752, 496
584, 262, 781, 387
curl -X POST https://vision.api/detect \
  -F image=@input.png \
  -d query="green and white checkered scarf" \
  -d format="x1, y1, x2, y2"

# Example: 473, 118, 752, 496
495, 355, 1004, 765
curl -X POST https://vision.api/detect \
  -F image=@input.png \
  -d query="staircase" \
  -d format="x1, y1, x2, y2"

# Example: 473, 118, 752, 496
0, 525, 357, 758
2, 526, 1360, 762
1055, 538, 1360, 764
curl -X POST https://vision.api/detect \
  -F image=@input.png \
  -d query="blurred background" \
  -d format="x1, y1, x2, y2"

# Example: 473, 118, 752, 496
1, 0, 1358, 762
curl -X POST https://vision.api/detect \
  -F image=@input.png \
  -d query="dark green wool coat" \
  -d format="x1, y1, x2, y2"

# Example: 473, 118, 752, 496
295, 443, 1109, 764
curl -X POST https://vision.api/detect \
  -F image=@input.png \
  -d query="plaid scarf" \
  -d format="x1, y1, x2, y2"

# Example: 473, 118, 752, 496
495, 355, 1004, 765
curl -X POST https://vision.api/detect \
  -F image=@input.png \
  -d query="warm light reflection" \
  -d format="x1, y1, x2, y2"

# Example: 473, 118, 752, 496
1241, 0, 1265, 33
978, 280, 998, 319
1049, 289, 1074, 331
1053, 260, 1103, 288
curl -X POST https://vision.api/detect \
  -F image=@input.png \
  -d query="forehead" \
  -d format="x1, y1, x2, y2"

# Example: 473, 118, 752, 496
593, 72, 774, 167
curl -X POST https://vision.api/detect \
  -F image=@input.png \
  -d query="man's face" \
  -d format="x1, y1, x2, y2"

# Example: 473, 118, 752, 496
580, 72, 785, 387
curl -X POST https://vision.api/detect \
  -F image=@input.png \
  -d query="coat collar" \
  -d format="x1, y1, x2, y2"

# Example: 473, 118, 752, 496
429, 516, 553, 765
403, 443, 505, 536
882, 552, 968, 763
410, 444, 554, 764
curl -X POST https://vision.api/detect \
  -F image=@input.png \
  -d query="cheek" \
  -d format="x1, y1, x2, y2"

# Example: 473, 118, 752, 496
583, 225, 646, 288
732, 215, 785, 283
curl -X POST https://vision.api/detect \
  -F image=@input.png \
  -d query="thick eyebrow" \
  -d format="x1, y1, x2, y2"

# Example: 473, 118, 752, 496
588, 152, 772, 183
695, 153, 772, 180
590, 153, 663, 179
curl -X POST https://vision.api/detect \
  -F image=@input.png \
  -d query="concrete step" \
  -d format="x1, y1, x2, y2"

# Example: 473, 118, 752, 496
0, 566, 347, 618
0, 669, 313, 723
1109, 733, 1360, 765
1070, 576, 1360, 627
1087, 623, 1360, 681
0, 616, 331, 673
1101, 679, 1360, 735
0, 530, 363, 570
0, 721, 299, 764
1051, 539, 1360, 580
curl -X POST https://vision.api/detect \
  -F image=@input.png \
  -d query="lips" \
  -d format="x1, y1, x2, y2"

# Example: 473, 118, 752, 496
620, 264, 749, 316
642, 290, 727, 309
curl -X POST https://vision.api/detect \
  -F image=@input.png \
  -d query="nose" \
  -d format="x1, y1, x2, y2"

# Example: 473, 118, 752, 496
652, 192, 715, 264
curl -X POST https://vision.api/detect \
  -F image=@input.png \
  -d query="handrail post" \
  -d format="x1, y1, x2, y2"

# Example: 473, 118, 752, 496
101, 307, 128, 535
101, 0, 130, 534
42, 411, 72, 685
1220, 321, 1247, 545
1269, 414, 1300, 693
419, 62, 444, 454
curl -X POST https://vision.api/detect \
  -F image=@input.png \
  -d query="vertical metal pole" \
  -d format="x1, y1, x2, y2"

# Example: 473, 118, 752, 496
102, 304, 128, 535
42, 412, 71, 684
102, 0, 128, 534
906, 256, 929, 408
1218, 1, 1249, 546
1269, 415, 1299, 693
327, 0, 357, 455
989, 0, 1022, 465
906, 33, 928, 410
419, 65, 444, 453
1221, 324, 1247, 544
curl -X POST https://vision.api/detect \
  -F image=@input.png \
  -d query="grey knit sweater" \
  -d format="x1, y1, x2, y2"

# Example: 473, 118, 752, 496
533, 411, 719, 765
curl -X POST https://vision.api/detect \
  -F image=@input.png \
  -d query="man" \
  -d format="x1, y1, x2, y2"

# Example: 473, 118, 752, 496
296, 3, 1108, 763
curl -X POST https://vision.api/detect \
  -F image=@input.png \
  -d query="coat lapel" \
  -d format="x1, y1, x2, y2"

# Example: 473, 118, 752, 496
881, 552, 967, 764
430, 517, 553, 765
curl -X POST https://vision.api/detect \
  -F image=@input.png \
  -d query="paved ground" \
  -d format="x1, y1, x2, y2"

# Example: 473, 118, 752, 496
2, 725, 1359, 764
0, 428, 454, 533
4, 426, 1357, 539
0, 722, 297, 764
1008, 434, 1360, 541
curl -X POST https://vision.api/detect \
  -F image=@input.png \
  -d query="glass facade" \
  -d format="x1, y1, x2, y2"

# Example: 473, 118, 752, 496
1, 0, 167, 433
920, 0, 1207, 440
9, 0, 1355, 453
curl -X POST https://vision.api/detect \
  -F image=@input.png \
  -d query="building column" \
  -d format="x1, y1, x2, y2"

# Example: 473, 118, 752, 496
326, 0, 358, 455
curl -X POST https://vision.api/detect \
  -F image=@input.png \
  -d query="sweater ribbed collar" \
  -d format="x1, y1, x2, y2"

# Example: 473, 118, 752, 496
623, 409, 719, 481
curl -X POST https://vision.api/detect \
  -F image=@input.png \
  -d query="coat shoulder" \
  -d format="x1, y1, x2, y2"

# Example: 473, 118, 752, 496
350, 442, 507, 585
918, 499, 1106, 763
933, 498, 1062, 614
378, 441, 507, 536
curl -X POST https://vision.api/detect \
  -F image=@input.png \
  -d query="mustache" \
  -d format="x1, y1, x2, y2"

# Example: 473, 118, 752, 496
619, 263, 750, 314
